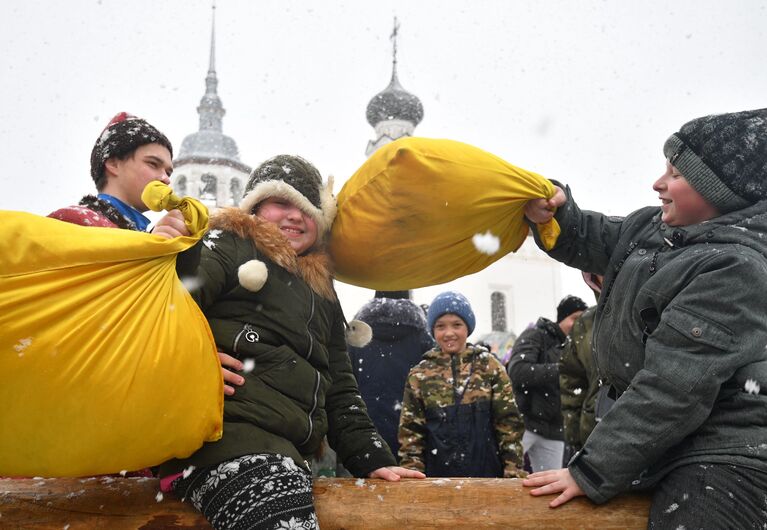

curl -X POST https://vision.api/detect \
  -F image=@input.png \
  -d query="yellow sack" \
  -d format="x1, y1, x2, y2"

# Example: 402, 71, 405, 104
0, 185, 222, 477
330, 137, 560, 290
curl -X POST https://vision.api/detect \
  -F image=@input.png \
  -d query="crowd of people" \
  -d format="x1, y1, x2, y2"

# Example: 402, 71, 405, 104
35, 107, 767, 529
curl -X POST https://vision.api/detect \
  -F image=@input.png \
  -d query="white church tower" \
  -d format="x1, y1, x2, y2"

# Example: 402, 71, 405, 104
171, 4, 251, 209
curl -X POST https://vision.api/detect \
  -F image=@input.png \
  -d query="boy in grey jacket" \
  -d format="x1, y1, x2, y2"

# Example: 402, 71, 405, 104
522, 108, 767, 529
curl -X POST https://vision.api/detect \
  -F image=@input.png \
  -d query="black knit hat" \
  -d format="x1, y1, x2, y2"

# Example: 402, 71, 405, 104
663, 108, 767, 214
240, 154, 337, 240
90, 112, 173, 189
556, 295, 587, 323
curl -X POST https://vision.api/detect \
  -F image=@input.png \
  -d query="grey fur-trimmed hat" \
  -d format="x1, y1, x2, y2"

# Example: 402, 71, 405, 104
663, 108, 767, 214
240, 155, 337, 240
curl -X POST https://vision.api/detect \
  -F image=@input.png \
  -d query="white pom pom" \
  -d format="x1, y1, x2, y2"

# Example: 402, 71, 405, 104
346, 319, 373, 348
238, 259, 268, 292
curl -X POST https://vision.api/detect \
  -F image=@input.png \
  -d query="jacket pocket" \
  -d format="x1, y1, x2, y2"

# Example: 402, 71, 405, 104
646, 305, 734, 392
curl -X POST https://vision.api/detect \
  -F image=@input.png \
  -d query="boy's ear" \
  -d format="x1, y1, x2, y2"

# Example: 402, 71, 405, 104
103, 157, 119, 178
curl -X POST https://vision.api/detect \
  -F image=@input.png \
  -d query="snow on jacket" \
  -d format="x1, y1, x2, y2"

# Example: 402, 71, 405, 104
348, 298, 434, 460
507, 317, 566, 441
559, 306, 599, 450
159, 208, 396, 478
531, 183, 767, 503
398, 344, 525, 477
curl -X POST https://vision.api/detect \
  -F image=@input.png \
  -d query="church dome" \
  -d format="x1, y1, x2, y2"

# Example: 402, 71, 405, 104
366, 71, 424, 127
176, 129, 242, 165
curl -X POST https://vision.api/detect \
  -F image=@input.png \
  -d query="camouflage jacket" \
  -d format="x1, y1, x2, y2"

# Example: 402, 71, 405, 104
559, 306, 599, 450
398, 344, 525, 477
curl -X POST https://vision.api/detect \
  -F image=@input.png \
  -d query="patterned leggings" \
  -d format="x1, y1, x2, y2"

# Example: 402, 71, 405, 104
172, 453, 318, 530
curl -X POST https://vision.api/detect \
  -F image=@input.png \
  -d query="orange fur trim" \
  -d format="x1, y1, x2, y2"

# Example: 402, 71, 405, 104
210, 208, 335, 300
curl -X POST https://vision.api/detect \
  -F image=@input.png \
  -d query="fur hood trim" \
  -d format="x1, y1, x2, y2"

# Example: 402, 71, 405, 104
210, 207, 336, 301
238, 175, 336, 242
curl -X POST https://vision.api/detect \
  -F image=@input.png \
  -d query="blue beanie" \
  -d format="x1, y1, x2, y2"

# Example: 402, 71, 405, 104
426, 291, 476, 336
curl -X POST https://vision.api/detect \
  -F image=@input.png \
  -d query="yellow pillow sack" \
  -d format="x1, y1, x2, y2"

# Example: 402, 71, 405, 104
330, 137, 560, 290
0, 190, 222, 477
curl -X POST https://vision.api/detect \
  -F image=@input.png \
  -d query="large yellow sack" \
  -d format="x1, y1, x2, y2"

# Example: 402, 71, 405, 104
330, 137, 560, 290
0, 184, 223, 477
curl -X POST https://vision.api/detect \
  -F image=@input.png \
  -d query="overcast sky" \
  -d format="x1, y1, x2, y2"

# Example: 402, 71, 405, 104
2, 0, 766, 305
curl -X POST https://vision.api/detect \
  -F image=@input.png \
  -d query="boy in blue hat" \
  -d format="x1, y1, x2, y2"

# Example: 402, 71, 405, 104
398, 291, 526, 477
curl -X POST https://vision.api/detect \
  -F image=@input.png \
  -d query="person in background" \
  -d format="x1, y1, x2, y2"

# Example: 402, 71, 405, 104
559, 273, 603, 453
522, 108, 767, 528
398, 291, 526, 478
507, 295, 587, 472
348, 290, 435, 461
160, 155, 423, 530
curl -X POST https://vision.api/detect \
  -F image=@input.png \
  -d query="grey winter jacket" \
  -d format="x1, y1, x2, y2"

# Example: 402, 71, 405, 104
531, 184, 767, 504
508, 317, 567, 441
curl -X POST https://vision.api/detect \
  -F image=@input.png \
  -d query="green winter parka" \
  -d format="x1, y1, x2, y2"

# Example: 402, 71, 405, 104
160, 208, 396, 477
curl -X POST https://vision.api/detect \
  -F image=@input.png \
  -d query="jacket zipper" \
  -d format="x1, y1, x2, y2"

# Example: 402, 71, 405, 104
232, 323, 259, 354
300, 370, 321, 446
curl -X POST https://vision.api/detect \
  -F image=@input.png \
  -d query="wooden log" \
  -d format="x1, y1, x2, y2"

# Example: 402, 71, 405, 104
0, 476, 651, 529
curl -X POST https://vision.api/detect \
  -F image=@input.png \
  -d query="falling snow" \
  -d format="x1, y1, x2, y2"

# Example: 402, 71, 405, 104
243, 359, 255, 373
472, 231, 500, 255
745, 378, 760, 394
155, 491, 164, 502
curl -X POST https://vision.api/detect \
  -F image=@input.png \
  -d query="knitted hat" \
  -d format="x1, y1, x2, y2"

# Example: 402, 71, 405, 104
426, 291, 476, 336
556, 295, 587, 323
240, 154, 337, 239
90, 112, 173, 188
663, 108, 767, 214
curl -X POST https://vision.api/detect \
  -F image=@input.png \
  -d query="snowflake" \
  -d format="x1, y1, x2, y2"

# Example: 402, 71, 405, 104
355, 478, 366, 487
472, 231, 501, 255
14, 337, 33, 354
745, 378, 760, 395
573, 388, 583, 395
431, 448, 438, 455
242, 359, 255, 373
155, 491, 164, 502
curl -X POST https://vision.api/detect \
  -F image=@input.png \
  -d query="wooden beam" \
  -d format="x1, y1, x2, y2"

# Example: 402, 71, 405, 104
0, 476, 650, 529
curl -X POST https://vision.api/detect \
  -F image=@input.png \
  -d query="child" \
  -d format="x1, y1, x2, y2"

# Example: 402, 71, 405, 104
398, 291, 526, 478
159, 155, 422, 530
522, 108, 767, 528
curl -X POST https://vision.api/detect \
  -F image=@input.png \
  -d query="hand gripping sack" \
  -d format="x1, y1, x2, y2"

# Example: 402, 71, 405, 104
0, 183, 223, 477
330, 137, 560, 290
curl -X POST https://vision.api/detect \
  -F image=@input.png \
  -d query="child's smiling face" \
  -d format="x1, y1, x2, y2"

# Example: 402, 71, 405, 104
653, 161, 720, 227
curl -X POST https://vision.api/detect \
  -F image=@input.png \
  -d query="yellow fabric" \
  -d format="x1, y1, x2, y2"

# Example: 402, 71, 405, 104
330, 137, 561, 290
142, 180, 209, 236
0, 189, 222, 477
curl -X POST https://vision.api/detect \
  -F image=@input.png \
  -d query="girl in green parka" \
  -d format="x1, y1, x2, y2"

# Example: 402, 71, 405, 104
159, 155, 423, 530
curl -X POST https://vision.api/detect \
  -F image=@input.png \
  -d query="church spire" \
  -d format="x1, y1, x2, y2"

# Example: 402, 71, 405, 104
198, 1, 225, 132
389, 17, 402, 89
